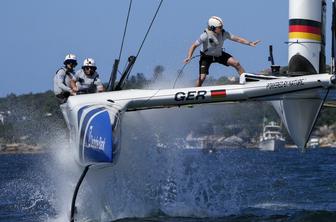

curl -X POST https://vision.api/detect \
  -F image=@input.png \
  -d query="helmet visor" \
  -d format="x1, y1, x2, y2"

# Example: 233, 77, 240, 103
83, 66, 97, 71
65, 59, 78, 66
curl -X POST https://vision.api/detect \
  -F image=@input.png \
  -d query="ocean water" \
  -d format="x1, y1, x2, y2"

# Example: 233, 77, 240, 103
0, 153, 56, 221
1, 148, 336, 222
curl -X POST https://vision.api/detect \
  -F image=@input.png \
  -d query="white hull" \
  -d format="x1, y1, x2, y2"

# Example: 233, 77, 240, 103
259, 139, 285, 151
62, 73, 334, 165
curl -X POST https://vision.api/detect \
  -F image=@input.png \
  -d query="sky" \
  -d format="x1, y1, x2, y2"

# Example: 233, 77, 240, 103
0, 0, 333, 97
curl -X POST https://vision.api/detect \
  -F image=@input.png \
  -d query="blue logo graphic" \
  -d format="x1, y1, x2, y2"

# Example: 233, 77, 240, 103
83, 110, 113, 163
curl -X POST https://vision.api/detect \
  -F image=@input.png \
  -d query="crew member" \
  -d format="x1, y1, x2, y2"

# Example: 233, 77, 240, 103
53, 54, 78, 103
183, 16, 261, 86
75, 58, 104, 94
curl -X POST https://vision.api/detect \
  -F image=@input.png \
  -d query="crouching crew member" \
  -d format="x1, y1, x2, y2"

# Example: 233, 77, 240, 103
75, 58, 104, 94
53, 54, 78, 103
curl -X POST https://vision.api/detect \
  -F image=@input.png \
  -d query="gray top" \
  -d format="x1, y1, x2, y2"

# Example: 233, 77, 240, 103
75, 69, 103, 94
53, 67, 75, 95
195, 29, 234, 56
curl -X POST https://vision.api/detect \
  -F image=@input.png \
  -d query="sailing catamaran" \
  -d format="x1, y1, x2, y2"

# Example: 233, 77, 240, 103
63, 0, 336, 166
62, 0, 336, 221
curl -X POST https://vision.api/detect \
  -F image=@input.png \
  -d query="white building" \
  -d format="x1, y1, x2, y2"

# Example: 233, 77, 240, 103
0, 112, 5, 125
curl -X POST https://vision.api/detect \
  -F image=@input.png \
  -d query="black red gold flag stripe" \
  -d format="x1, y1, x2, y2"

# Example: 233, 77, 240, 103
211, 89, 226, 98
289, 19, 321, 41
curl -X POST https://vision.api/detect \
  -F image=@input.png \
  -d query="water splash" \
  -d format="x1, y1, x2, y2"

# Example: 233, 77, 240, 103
28, 102, 336, 221
67, 106, 253, 221
45, 130, 82, 222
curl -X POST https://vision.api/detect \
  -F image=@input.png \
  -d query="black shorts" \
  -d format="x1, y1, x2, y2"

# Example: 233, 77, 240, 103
199, 51, 233, 75
55, 91, 70, 104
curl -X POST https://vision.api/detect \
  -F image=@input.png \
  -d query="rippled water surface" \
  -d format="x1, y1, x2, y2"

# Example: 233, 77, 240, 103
1, 147, 336, 222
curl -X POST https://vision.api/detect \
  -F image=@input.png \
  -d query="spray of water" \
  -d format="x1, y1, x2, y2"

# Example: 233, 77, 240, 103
65, 104, 255, 221
38, 127, 82, 222
46, 77, 264, 221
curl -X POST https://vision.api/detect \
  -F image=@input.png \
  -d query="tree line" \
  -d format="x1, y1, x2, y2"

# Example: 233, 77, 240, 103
0, 67, 336, 146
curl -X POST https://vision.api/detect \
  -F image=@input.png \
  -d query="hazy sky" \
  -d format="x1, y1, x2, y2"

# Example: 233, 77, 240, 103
0, 0, 333, 97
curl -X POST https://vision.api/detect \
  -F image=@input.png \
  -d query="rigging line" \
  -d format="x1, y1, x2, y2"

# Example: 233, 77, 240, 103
118, 0, 133, 61
118, 0, 163, 89
107, 0, 133, 91
136, 89, 161, 108
173, 55, 200, 88
173, 64, 188, 88
135, 0, 163, 59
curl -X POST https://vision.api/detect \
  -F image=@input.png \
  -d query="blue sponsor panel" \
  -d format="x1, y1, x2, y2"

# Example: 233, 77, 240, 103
83, 110, 113, 163
77, 105, 90, 127
78, 107, 104, 161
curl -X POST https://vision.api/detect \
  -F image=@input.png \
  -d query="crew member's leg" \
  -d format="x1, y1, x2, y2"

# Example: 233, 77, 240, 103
55, 92, 70, 104
197, 74, 206, 87
198, 55, 211, 87
227, 57, 245, 75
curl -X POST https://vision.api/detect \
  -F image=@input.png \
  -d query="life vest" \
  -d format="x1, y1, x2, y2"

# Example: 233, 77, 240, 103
76, 71, 100, 94
55, 67, 67, 85
202, 29, 227, 56
55, 67, 75, 85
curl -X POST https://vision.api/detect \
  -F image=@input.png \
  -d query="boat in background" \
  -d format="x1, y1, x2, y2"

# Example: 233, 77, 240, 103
307, 137, 320, 148
258, 121, 285, 151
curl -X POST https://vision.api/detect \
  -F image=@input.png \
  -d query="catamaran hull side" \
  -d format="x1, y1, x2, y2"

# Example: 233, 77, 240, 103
67, 73, 333, 110
62, 73, 335, 166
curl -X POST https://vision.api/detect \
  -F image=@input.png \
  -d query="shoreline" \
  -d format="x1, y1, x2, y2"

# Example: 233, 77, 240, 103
0, 143, 46, 155
1, 142, 335, 155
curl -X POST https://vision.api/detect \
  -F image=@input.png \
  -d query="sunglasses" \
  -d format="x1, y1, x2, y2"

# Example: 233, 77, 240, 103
66, 60, 77, 66
83, 66, 97, 71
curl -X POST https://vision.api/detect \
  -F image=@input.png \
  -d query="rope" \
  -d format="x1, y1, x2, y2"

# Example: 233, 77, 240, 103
173, 55, 200, 88
126, 0, 164, 78
118, 0, 133, 61
135, 0, 163, 58
107, 0, 132, 91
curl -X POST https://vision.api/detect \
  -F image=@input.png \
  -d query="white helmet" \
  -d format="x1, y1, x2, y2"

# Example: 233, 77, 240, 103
63, 53, 77, 65
208, 16, 224, 30
82, 58, 96, 68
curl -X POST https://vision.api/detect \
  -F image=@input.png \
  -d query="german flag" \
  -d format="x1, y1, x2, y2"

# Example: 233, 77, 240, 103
289, 19, 321, 41
211, 89, 226, 98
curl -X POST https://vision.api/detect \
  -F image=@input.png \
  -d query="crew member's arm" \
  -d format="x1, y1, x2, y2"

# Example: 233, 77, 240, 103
231, 35, 261, 47
184, 43, 198, 64
55, 71, 72, 93
75, 78, 85, 92
70, 79, 78, 95
97, 85, 105, 92
68, 73, 78, 95
95, 77, 105, 92
184, 33, 207, 64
